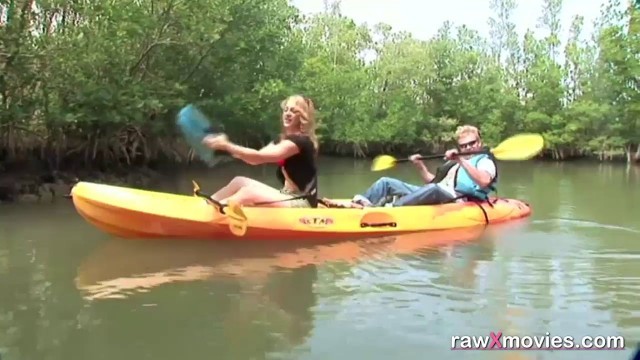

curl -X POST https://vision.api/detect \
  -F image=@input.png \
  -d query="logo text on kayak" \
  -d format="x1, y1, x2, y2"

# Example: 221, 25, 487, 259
299, 216, 334, 227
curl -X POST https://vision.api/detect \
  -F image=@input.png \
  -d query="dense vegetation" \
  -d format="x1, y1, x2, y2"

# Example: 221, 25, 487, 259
0, 0, 639, 172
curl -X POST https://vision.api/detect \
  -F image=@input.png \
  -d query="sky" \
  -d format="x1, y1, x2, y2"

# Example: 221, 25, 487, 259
290, 0, 619, 45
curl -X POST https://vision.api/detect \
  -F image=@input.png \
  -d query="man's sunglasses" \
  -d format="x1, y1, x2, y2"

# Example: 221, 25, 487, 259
458, 139, 478, 150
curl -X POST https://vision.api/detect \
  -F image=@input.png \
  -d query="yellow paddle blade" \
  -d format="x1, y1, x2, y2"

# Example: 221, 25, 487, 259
491, 133, 545, 161
371, 155, 398, 171
226, 200, 248, 236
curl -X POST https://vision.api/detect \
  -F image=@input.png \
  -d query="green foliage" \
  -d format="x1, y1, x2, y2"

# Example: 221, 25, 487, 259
0, 0, 639, 168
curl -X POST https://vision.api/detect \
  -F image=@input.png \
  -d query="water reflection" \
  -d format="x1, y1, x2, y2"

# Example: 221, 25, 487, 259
496, 218, 640, 355
298, 221, 545, 360
295, 216, 638, 360
72, 264, 318, 360
75, 226, 502, 300
73, 225, 507, 359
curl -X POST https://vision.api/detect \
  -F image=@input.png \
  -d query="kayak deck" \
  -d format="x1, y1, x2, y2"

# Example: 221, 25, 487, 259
71, 181, 532, 241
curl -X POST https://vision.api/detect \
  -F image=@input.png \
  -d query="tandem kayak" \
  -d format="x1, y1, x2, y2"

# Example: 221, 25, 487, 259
70, 181, 532, 240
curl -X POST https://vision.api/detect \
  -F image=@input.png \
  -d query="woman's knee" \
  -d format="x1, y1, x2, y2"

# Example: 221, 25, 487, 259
228, 176, 270, 192
231, 185, 285, 206
229, 186, 255, 204
229, 176, 252, 187
233, 183, 271, 200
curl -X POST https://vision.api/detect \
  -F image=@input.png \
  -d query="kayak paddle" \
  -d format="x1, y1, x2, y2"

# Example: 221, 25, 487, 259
192, 180, 248, 237
225, 201, 248, 237
176, 104, 224, 167
370, 133, 545, 172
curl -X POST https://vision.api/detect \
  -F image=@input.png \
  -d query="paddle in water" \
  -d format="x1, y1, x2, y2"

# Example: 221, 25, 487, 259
370, 133, 545, 172
191, 180, 248, 237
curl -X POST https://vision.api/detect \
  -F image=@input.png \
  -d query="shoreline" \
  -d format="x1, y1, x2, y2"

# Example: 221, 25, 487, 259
1, 151, 638, 205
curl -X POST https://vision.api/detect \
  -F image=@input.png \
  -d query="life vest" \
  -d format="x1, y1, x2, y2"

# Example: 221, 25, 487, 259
430, 148, 498, 201
454, 153, 498, 200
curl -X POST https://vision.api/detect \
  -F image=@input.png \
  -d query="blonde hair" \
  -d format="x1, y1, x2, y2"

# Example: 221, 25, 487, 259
455, 125, 481, 140
280, 95, 319, 154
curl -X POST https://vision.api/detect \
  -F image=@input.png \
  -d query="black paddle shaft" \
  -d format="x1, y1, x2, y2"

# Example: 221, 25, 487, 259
394, 149, 489, 163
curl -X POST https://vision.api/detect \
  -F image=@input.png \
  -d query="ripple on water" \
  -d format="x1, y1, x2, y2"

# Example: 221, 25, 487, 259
309, 221, 640, 355
316, 248, 495, 329
532, 218, 640, 234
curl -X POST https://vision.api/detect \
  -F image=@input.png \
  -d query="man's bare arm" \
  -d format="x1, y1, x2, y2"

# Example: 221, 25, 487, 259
414, 161, 435, 183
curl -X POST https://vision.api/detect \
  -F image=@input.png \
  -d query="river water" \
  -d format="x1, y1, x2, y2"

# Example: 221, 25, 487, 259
1, 158, 639, 360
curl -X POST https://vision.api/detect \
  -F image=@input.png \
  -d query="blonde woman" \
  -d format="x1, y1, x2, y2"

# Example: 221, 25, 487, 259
202, 95, 319, 208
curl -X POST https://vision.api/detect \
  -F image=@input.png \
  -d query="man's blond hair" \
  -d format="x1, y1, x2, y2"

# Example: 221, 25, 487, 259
455, 125, 481, 139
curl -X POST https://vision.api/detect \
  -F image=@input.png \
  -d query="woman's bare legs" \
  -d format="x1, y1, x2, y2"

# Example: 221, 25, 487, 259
223, 187, 295, 207
209, 176, 297, 207
222, 183, 300, 208
210, 176, 254, 201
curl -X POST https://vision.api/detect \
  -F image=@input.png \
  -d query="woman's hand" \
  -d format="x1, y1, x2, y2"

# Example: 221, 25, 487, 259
202, 134, 229, 151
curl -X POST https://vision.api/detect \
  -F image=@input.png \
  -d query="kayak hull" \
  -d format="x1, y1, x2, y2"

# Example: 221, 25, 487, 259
71, 181, 532, 241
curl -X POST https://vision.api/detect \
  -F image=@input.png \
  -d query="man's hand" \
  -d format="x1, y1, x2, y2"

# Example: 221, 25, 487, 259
445, 149, 460, 162
409, 154, 423, 165
410, 153, 434, 183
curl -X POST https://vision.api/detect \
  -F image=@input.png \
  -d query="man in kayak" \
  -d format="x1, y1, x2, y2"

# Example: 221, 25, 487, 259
345, 125, 498, 208
202, 95, 319, 208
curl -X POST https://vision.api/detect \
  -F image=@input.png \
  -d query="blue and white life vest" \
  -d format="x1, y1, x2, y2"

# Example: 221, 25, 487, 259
453, 153, 498, 200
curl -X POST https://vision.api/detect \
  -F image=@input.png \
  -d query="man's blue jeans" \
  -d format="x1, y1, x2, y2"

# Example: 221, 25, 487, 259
358, 177, 455, 206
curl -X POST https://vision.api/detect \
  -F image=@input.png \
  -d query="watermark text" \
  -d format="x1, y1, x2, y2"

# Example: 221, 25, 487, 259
451, 331, 625, 350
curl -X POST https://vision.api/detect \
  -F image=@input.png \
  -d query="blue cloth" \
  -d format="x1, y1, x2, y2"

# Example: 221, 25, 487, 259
357, 176, 455, 206
176, 105, 220, 167
392, 183, 455, 206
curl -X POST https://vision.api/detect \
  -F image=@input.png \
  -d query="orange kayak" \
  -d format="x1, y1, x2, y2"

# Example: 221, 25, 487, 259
71, 181, 532, 241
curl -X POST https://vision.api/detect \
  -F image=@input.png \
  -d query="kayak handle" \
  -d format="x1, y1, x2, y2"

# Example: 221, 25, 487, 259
361, 221, 397, 228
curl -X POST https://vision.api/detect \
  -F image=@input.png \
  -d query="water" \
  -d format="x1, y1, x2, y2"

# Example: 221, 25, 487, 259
1, 158, 639, 360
